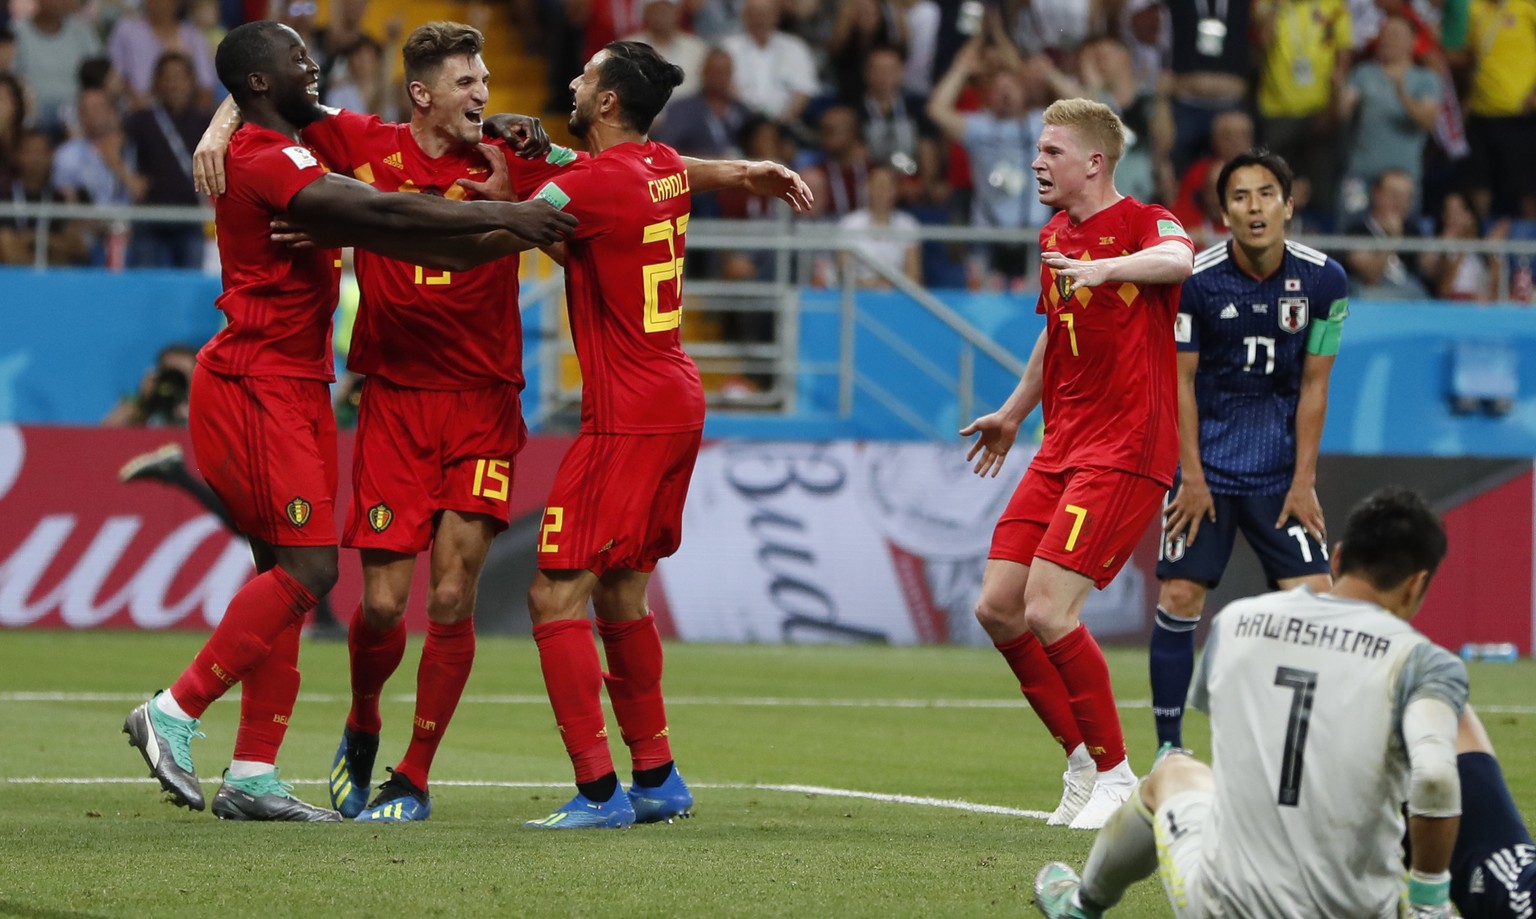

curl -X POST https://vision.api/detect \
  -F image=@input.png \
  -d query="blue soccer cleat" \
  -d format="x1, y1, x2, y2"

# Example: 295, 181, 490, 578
329, 727, 379, 818
524, 788, 635, 829
628, 767, 693, 824
355, 768, 432, 822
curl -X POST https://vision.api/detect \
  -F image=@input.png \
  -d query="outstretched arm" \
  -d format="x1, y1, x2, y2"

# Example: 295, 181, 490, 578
286, 172, 576, 251
1043, 239, 1194, 295
680, 156, 814, 211
270, 218, 529, 271
961, 327, 1047, 477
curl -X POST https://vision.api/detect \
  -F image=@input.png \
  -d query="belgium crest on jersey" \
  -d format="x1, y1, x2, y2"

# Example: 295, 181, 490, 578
1278, 297, 1309, 334
286, 497, 311, 527
367, 503, 393, 533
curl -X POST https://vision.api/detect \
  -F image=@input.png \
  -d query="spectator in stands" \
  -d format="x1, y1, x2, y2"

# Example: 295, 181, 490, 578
1172, 109, 1252, 246
1164, 0, 1252, 174
107, 0, 217, 112
1078, 33, 1170, 205
827, 0, 906, 102
1419, 189, 1505, 300
124, 51, 208, 268
1459, 0, 1536, 218
12, 0, 102, 136
892, 0, 940, 94
0, 25, 15, 76
0, 73, 26, 185
1004, 0, 1104, 59
103, 342, 197, 427
189, 0, 227, 53
1338, 12, 1440, 218
722, 0, 820, 124
803, 104, 873, 221
623, 0, 707, 103
928, 35, 1047, 290
52, 86, 145, 207
312, 0, 373, 89
0, 129, 91, 266
855, 45, 942, 205
653, 47, 753, 158
323, 32, 401, 121
838, 163, 922, 287
1255, 0, 1352, 221
1344, 167, 1431, 298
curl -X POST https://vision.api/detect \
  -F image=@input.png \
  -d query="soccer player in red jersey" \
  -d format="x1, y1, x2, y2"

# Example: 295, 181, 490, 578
502, 41, 712, 829
961, 98, 1195, 831
122, 19, 575, 822
192, 22, 809, 823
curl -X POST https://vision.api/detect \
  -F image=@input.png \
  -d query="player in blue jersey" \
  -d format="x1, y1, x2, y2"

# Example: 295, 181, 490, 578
1149, 149, 1348, 749
1449, 706, 1536, 919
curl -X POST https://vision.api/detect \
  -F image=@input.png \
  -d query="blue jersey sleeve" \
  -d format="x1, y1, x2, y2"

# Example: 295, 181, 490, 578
1175, 275, 1204, 353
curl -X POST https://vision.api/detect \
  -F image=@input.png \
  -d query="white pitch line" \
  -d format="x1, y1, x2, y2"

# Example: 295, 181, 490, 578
3, 691, 1535, 715
0, 777, 1047, 819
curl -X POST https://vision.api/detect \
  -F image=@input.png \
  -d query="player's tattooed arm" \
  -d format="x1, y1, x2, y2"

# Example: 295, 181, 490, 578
679, 157, 815, 212
1165, 350, 1216, 545
961, 328, 1046, 477
193, 96, 243, 197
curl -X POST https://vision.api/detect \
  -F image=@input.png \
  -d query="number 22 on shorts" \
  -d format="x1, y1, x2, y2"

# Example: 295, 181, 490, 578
539, 507, 564, 553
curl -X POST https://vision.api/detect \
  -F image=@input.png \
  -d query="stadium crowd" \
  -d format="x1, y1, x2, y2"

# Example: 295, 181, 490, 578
2, 0, 1535, 298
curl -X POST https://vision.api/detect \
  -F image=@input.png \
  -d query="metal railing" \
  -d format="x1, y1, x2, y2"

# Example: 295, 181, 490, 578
9, 200, 1536, 435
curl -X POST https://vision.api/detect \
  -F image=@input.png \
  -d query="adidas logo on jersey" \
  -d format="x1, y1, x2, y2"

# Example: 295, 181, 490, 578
1220, 304, 1239, 319
384, 152, 404, 170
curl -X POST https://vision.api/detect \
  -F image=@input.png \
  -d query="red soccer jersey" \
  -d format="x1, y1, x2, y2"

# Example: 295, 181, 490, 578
533, 141, 706, 434
198, 124, 338, 381
301, 109, 581, 390
1031, 197, 1192, 485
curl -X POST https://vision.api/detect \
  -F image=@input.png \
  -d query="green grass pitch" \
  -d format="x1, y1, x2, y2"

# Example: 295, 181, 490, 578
1, 632, 1531, 918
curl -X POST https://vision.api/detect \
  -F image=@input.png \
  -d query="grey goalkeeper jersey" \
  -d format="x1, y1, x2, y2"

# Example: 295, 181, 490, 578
1190, 587, 1468, 919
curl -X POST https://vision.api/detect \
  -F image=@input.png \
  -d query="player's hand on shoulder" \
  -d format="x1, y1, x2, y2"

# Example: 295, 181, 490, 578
960, 412, 1019, 478
1042, 251, 1108, 297
193, 124, 235, 198
481, 113, 551, 160
1163, 477, 1216, 545
505, 198, 578, 246
745, 161, 815, 212
457, 143, 513, 201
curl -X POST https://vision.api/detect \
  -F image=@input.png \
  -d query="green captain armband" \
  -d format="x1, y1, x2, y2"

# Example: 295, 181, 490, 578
536, 182, 571, 210
1306, 298, 1348, 356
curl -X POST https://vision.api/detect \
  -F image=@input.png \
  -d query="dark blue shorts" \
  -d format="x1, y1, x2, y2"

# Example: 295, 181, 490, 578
1452, 752, 1535, 919
1154, 474, 1331, 587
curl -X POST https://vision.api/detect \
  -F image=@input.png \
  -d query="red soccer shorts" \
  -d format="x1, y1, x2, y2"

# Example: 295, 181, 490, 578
536, 430, 702, 576
343, 377, 527, 554
990, 465, 1165, 588
189, 364, 338, 547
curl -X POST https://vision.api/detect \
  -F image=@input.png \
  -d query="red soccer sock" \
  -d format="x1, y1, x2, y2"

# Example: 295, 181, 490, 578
232, 618, 302, 765
394, 618, 476, 790
346, 606, 407, 735
597, 614, 672, 772
995, 630, 1084, 754
1043, 624, 1126, 771
532, 618, 613, 784
169, 566, 317, 718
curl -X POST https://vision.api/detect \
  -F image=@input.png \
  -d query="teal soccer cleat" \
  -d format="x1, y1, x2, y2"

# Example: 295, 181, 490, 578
524, 788, 635, 829
212, 769, 342, 822
123, 691, 206, 811
1033, 862, 1101, 919
355, 768, 432, 822
329, 727, 379, 818
628, 768, 693, 824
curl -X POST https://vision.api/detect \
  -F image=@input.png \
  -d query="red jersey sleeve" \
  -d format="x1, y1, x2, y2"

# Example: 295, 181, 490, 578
299, 108, 384, 173
503, 140, 588, 201
532, 159, 611, 241
1131, 202, 1194, 252
243, 138, 331, 211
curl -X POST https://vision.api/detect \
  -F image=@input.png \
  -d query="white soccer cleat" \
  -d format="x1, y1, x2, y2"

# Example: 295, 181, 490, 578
1046, 761, 1098, 826
1068, 762, 1137, 830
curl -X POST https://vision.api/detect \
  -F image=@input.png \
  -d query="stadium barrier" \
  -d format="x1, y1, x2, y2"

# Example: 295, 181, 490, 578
1, 426, 1530, 655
